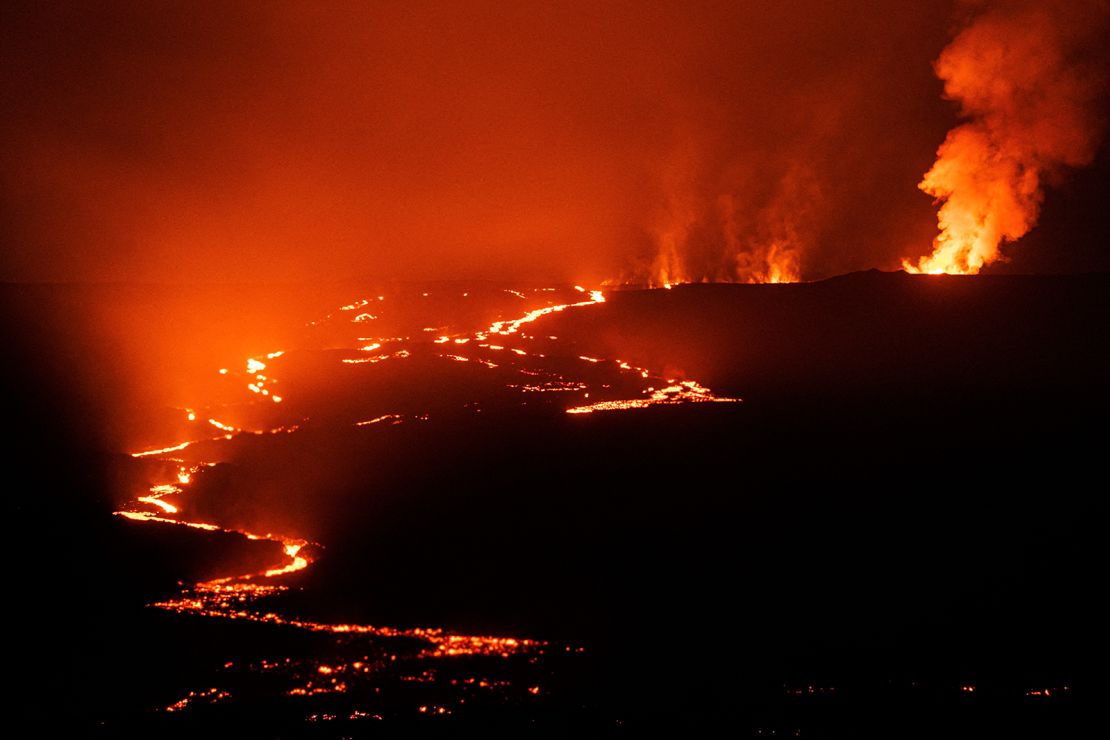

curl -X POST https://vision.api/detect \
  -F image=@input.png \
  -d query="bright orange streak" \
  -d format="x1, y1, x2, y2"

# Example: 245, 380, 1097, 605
355, 414, 403, 426
131, 440, 194, 458
341, 349, 409, 365
264, 544, 309, 577
138, 496, 179, 514
116, 511, 219, 531
487, 290, 605, 336
566, 381, 740, 414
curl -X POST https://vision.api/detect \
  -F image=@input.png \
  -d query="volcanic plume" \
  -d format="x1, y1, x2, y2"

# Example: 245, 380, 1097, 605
905, 0, 1110, 275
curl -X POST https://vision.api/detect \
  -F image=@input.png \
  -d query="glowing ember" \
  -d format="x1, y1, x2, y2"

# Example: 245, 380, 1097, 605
566, 380, 740, 415
163, 688, 230, 713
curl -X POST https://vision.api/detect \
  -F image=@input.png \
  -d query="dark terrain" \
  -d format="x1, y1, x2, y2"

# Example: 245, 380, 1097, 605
4, 271, 1108, 736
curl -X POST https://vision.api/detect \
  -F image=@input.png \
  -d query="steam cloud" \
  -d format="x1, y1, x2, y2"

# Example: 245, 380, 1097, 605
905, 0, 1110, 275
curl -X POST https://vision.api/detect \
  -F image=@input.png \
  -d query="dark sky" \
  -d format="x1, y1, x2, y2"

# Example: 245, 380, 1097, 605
1, 1, 1107, 284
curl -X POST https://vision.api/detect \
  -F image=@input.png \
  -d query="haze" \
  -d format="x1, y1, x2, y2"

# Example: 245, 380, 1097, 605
3, 1, 1108, 286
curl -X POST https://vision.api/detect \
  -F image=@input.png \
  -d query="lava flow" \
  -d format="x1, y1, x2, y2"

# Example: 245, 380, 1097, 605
115, 283, 739, 718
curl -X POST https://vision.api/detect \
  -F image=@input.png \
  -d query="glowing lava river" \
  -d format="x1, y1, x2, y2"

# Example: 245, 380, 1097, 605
111, 283, 740, 723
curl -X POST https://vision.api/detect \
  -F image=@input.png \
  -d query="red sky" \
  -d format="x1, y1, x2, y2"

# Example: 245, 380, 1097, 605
2, 1, 1107, 284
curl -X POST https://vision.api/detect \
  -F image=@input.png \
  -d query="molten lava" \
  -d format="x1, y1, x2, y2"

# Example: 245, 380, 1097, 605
109, 282, 742, 717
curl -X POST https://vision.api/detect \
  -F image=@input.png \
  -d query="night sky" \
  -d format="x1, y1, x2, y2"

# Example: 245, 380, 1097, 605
4, 1, 1106, 286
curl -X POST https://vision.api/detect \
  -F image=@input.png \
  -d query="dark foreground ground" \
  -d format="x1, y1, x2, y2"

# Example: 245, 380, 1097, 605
4, 271, 1109, 736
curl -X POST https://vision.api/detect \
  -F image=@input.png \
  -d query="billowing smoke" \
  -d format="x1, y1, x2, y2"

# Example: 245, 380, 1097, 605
905, 0, 1110, 275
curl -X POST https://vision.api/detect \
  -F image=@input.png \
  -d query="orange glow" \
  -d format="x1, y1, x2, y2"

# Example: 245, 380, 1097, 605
263, 543, 309, 578
130, 440, 194, 458
108, 282, 749, 714
760, 243, 801, 284
341, 349, 410, 365
487, 290, 605, 336
904, 2, 1106, 274
567, 380, 740, 415
355, 414, 403, 427
116, 511, 219, 531
164, 688, 230, 713
138, 495, 179, 514
155, 587, 548, 659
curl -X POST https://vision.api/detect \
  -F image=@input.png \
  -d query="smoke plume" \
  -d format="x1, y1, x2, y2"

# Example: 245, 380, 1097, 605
905, 0, 1110, 275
